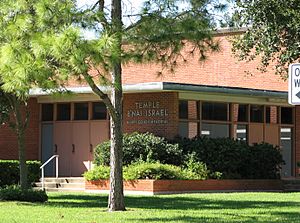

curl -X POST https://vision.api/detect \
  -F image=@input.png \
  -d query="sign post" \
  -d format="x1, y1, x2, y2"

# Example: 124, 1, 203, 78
288, 63, 300, 105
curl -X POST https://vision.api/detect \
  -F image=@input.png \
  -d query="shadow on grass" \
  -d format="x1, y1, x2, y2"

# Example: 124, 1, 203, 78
43, 193, 300, 212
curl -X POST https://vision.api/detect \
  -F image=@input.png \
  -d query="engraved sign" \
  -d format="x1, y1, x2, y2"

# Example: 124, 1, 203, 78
126, 101, 169, 125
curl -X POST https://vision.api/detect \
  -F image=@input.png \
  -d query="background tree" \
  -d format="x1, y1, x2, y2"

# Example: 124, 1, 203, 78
0, 0, 225, 210
231, 0, 300, 78
0, 0, 78, 189
0, 89, 29, 190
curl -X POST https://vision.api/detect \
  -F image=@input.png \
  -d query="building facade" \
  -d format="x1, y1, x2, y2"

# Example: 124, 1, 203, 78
0, 30, 298, 178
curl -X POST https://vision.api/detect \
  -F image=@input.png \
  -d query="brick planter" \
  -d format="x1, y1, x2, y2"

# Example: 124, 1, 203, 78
85, 179, 284, 195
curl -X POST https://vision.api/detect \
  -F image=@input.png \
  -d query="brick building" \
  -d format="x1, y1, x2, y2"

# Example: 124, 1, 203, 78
0, 29, 297, 178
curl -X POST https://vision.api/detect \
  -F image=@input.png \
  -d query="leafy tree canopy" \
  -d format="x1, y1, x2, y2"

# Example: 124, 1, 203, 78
231, 0, 300, 78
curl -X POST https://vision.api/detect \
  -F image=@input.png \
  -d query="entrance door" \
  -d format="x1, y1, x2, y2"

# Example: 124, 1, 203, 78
54, 123, 72, 176
281, 127, 293, 177
41, 124, 54, 176
71, 122, 91, 176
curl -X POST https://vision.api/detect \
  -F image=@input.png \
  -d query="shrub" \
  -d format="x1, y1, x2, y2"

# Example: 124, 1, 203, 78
94, 132, 183, 166
174, 137, 283, 179
0, 160, 41, 188
243, 143, 284, 179
123, 162, 186, 180
83, 165, 110, 181
0, 185, 48, 202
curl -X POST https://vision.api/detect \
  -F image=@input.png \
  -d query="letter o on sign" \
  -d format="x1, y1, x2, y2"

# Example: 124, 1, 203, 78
295, 68, 300, 77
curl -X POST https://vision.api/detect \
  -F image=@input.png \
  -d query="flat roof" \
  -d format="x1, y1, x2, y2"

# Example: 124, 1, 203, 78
30, 82, 287, 99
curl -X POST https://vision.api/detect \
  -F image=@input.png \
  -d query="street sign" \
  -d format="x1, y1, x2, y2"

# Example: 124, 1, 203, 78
288, 63, 300, 105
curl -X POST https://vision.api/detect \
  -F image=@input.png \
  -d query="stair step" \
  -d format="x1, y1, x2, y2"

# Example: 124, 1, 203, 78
35, 182, 85, 189
42, 177, 84, 183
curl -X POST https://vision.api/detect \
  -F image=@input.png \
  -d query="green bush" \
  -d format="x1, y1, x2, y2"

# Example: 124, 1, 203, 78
94, 132, 183, 166
123, 162, 186, 180
0, 185, 48, 202
83, 165, 110, 181
0, 160, 41, 188
174, 137, 283, 179
84, 161, 215, 181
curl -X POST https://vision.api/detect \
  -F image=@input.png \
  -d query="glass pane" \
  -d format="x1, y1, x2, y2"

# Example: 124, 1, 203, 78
202, 102, 228, 121
201, 123, 229, 138
179, 101, 188, 119
179, 122, 199, 138
236, 124, 247, 142
179, 122, 188, 138
250, 105, 264, 123
74, 103, 88, 120
238, 104, 248, 122
266, 106, 271, 123
188, 101, 198, 120
281, 107, 293, 124
280, 128, 292, 177
42, 104, 53, 121
92, 102, 107, 120
57, 103, 70, 121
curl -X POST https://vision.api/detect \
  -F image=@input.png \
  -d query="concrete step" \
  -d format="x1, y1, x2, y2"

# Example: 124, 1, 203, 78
35, 182, 85, 189
34, 177, 85, 192
42, 177, 84, 184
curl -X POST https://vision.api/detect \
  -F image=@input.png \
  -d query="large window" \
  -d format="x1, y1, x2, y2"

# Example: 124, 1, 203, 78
202, 102, 228, 121
41, 104, 53, 121
57, 103, 71, 121
201, 123, 229, 138
281, 107, 293, 124
92, 102, 107, 120
238, 104, 248, 122
250, 105, 264, 123
74, 103, 89, 120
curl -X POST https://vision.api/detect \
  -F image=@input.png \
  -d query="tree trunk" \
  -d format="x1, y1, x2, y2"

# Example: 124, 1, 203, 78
108, 0, 125, 211
18, 128, 28, 190
14, 99, 28, 190
108, 87, 125, 211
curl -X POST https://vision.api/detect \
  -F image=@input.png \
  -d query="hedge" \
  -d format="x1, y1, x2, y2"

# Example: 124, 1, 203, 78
0, 160, 41, 188
94, 132, 183, 166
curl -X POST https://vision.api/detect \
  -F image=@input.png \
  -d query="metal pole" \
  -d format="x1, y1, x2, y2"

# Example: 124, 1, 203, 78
41, 168, 44, 190
56, 156, 58, 178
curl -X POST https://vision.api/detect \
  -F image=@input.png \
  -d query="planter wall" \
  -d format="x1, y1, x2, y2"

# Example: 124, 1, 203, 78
85, 179, 284, 195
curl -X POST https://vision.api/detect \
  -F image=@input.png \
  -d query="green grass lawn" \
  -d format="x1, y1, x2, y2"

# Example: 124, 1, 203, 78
0, 192, 299, 223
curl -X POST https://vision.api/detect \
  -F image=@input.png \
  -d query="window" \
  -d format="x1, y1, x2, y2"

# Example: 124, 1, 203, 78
202, 102, 228, 121
57, 103, 71, 121
250, 105, 264, 123
179, 122, 198, 138
179, 101, 188, 119
266, 106, 271, 123
201, 123, 229, 138
238, 104, 248, 122
74, 103, 89, 120
92, 102, 107, 120
41, 104, 53, 121
281, 107, 293, 124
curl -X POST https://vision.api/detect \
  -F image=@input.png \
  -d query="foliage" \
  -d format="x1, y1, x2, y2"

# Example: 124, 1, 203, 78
94, 132, 183, 166
123, 162, 186, 180
84, 160, 217, 181
0, 160, 41, 188
83, 166, 110, 181
0, 185, 47, 202
231, 0, 300, 78
174, 137, 283, 179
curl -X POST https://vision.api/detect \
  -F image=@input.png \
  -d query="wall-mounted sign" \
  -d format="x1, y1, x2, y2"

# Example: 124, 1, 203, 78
126, 101, 169, 125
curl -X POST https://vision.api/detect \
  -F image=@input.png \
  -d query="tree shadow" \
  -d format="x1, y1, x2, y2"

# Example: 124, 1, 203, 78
42, 192, 300, 212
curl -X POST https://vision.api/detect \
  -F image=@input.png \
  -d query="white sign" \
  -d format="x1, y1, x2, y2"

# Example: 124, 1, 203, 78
288, 63, 300, 105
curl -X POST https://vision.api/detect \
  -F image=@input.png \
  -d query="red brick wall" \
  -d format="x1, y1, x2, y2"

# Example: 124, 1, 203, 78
123, 92, 179, 139
295, 106, 300, 173
0, 98, 39, 160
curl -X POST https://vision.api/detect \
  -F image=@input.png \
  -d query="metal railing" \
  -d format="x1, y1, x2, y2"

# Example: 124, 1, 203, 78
40, 155, 59, 190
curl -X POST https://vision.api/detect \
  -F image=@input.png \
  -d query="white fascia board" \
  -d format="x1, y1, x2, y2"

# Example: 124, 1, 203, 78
29, 82, 164, 96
